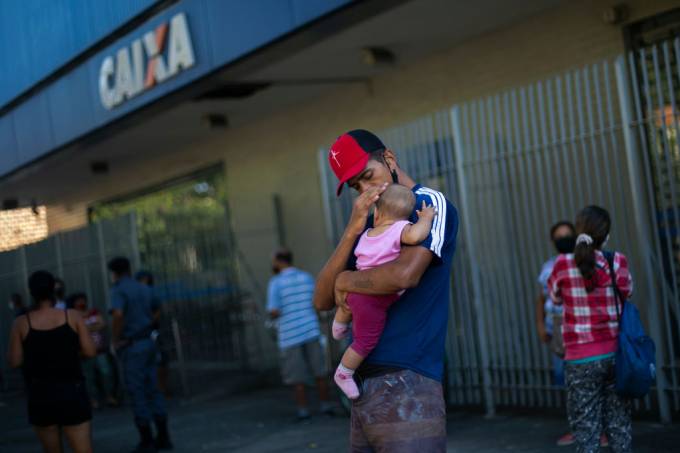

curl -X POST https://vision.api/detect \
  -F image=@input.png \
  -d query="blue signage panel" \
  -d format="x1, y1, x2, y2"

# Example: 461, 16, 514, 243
0, 0, 159, 109
0, 0, 352, 178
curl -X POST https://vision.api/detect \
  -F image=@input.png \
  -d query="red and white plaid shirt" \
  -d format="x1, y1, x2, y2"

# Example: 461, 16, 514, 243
548, 251, 633, 360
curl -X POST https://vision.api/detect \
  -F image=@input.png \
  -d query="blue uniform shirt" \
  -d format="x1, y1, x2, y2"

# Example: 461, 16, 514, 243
110, 275, 159, 340
349, 184, 459, 381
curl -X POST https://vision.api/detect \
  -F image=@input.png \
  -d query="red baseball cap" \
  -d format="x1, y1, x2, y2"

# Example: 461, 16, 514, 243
328, 129, 386, 196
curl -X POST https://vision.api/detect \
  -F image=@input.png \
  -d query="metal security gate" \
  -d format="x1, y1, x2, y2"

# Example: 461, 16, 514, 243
0, 215, 138, 390
318, 37, 680, 422
0, 210, 279, 395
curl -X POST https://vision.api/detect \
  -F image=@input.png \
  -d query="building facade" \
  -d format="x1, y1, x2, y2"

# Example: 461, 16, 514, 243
1, 0, 679, 419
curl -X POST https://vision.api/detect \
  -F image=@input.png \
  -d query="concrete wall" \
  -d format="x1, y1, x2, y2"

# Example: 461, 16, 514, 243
45, 0, 679, 295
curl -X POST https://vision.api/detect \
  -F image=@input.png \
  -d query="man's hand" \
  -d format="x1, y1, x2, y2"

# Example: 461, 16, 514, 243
537, 325, 551, 344
346, 183, 388, 236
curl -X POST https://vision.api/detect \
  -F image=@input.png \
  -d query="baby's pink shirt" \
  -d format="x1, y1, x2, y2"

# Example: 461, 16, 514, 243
355, 220, 411, 270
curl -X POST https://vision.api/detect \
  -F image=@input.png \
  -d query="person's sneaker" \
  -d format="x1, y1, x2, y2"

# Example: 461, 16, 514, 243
334, 368, 360, 400
332, 322, 349, 340
556, 432, 576, 446
600, 434, 609, 447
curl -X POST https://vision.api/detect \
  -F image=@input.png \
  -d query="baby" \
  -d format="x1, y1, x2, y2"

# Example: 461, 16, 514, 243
333, 183, 437, 399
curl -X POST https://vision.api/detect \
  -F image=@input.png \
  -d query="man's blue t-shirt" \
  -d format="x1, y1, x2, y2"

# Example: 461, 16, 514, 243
349, 184, 459, 381
110, 276, 159, 340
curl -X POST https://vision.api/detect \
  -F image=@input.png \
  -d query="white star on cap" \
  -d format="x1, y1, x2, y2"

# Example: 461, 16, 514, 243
330, 148, 341, 167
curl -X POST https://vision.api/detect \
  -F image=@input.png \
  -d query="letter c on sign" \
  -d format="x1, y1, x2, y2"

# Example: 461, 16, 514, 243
99, 56, 116, 110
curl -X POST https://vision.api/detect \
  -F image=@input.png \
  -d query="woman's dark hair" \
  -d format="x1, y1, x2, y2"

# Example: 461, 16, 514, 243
28, 271, 56, 304
574, 206, 611, 291
550, 221, 575, 239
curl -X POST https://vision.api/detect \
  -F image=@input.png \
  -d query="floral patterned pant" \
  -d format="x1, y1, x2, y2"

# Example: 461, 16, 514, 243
565, 357, 632, 453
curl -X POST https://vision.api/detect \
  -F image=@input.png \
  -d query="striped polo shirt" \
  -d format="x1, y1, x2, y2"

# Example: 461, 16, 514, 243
266, 267, 320, 350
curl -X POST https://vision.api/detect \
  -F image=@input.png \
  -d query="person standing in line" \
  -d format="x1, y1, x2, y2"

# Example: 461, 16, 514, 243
69, 292, 118, 409
548, 206, 633, 453
9, 293, 28, 318
267, 248, 335, 421
537, 221, 609, 448
54, 278, 67, 310
109, 257, 172, 452
7, 270, 96, 453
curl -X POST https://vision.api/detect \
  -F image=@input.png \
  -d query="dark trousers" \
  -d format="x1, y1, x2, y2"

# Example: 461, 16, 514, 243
122, 339, 167, 424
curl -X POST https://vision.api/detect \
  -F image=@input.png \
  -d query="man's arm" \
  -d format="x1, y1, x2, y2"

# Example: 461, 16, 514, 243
313, 183, 388, 311
335, 245, 433, 305
111, 309, 124, 344
266, 278, 282, 320
109, 287, 127, 346
313, 229, 364, 311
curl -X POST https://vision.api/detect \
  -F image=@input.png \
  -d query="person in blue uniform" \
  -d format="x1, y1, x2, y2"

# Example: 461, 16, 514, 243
109, 257, 172, 453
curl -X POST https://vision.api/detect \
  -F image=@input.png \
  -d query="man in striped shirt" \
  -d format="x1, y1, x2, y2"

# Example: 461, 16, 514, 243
267, 248, 333, 420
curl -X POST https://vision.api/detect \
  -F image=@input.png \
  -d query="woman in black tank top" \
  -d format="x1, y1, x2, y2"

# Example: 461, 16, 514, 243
7, 271, 97, 453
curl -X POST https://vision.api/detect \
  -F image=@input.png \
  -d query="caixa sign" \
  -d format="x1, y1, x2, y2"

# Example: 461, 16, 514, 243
99, 12, 195, 110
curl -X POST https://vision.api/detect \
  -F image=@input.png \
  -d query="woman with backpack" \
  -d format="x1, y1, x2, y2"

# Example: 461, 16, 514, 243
548, 206, 633, 453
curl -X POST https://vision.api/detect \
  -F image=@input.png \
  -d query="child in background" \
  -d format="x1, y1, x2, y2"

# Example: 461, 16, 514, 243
71, 293, 118, 408
332, 184, 437, 399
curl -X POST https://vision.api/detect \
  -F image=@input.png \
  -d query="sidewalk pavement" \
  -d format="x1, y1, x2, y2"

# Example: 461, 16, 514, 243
1, 385, 678, 452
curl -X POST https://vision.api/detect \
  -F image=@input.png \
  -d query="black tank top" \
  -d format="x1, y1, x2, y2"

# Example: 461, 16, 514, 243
22, 310, 84, 383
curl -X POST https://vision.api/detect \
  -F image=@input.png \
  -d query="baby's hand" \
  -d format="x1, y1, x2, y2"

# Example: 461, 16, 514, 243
416, 200, 437, 221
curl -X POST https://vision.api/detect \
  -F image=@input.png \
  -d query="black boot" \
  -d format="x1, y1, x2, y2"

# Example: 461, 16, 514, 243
154, 415, 173, 450
132, 422, 157, 453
